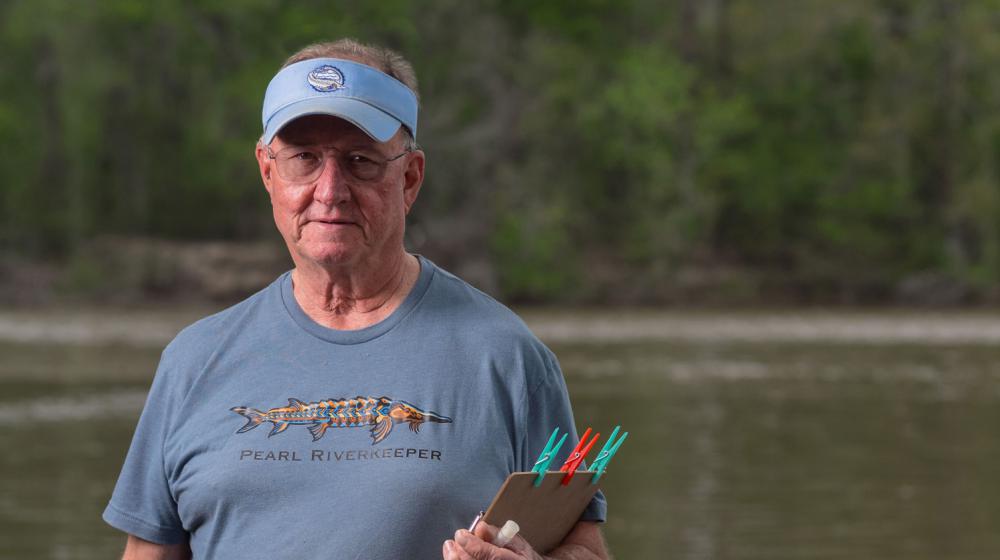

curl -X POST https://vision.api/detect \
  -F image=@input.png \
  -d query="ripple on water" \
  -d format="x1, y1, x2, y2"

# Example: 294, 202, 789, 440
0, 390, 147, 425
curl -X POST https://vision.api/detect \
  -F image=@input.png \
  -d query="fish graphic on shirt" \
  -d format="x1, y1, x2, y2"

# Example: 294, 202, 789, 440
230, 396, 452, 444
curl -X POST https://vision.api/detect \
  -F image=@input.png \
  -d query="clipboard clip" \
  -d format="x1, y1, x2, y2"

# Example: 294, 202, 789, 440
559, 427, 600, 486
589, 425, 628, 484
532, 427, 568, 487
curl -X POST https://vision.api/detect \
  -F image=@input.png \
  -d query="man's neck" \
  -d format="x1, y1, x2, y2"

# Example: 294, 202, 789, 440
290, 252, 420, 331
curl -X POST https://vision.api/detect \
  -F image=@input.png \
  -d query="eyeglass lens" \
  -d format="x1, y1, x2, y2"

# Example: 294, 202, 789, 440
274, 147, 392, 182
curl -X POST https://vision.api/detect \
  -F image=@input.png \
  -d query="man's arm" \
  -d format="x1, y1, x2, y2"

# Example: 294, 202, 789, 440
546, 521, 610, 560
121, 535, 192, 560
443, 520, 610, 560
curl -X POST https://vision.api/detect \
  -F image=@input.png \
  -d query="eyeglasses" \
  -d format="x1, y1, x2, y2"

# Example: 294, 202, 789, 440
265, 144, 412, 183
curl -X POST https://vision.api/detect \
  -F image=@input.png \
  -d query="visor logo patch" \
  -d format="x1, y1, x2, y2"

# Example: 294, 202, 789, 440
307, 65, 345, 92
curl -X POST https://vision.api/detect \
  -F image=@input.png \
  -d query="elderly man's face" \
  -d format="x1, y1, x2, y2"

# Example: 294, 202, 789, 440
256, 116, 424, 269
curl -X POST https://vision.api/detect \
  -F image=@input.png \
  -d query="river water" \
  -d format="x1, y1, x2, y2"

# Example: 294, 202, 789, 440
1, 309, 998, 559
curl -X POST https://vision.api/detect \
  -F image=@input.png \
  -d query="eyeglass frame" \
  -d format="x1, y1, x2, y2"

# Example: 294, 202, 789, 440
264, 142, 415, 184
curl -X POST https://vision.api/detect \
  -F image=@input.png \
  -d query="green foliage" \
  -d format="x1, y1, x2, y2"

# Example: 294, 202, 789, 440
491, 209, 575, 301
2, 0, 999, 302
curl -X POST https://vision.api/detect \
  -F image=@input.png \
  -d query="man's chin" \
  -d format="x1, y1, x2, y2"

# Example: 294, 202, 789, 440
294, 243, 364, 268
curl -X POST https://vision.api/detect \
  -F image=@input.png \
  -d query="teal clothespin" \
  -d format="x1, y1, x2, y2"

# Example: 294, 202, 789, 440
590, 426, 628, 484
532, 428, 568, 487
531, 428, 560, 473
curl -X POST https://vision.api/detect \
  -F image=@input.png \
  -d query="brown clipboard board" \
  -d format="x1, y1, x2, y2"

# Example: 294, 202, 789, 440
481, 471, 602, 554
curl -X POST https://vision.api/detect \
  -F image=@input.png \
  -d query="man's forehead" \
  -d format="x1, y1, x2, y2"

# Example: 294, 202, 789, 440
275, 115, 386, 146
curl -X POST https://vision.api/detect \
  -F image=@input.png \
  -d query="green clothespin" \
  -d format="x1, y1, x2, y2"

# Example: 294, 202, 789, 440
590, 426, 628, 484
532, 428, 560, 473
532, 428, 568, 487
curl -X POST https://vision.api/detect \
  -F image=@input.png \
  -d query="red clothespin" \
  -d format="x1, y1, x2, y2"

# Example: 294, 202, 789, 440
559, 428, 600, 486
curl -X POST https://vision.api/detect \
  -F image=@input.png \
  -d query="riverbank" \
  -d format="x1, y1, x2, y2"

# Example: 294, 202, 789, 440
2, 307, 1000, 347
5, 236, 999, 309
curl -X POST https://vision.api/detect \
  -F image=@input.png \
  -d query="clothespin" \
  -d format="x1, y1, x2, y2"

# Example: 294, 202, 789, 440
559, 428, 600, 486
532, 429, 568, 487
531, 428, 560, 474
590, 426, 628, 484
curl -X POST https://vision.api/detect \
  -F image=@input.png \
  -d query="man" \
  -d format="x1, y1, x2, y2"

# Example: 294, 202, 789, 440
104, 39, 609, 560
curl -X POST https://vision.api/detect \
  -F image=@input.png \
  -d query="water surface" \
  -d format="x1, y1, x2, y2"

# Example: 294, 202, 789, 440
1, 314, 998, 559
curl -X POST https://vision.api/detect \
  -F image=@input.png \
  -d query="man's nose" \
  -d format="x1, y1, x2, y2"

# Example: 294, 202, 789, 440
312, 155, 351, 204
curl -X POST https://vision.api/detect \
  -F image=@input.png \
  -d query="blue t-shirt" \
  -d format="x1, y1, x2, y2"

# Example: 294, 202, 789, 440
103, 256, 606, 558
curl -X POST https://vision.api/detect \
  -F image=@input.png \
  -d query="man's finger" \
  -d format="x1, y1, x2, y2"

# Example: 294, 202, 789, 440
454, 528, 522, 560
472, 521, 499, 543
504, 533, 541, 559
444, 539, 476, 560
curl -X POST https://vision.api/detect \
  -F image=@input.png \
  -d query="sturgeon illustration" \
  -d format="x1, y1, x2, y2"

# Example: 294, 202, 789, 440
230, 396, 452, 445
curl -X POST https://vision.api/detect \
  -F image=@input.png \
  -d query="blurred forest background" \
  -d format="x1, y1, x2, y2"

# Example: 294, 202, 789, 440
2, 0, 1000, 307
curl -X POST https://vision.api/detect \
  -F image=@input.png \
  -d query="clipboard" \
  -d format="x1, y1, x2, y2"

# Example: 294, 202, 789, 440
481, 471, 602, 554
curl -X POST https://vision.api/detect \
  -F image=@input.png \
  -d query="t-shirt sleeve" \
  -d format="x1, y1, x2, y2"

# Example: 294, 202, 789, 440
102, 350, 187, 544
519, 345, 608, 523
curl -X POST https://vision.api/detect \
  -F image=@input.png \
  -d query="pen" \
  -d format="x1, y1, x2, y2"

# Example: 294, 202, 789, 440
494, 520, 520, 548
468, 510, 484, 532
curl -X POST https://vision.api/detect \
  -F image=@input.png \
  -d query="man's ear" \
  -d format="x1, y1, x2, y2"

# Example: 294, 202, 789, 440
402, 149, 425, 215
255, 141, 274, 194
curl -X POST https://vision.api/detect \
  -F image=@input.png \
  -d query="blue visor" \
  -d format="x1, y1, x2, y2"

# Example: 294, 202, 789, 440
261, 58, 418, 144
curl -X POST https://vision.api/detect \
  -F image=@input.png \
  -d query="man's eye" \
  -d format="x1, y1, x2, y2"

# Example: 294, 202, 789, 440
347, 154, 378, 165
291, 151, 319, 161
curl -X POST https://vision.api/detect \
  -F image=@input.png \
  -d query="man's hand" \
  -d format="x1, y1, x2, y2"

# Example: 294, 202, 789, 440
443, 521, 609, 560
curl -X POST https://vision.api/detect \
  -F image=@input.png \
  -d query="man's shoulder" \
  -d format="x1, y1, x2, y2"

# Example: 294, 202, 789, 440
161, 273, 286, 363
423, 259, 542, 345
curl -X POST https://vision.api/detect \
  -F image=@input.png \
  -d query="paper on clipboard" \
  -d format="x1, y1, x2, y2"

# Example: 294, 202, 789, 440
481, 471, 602, 554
